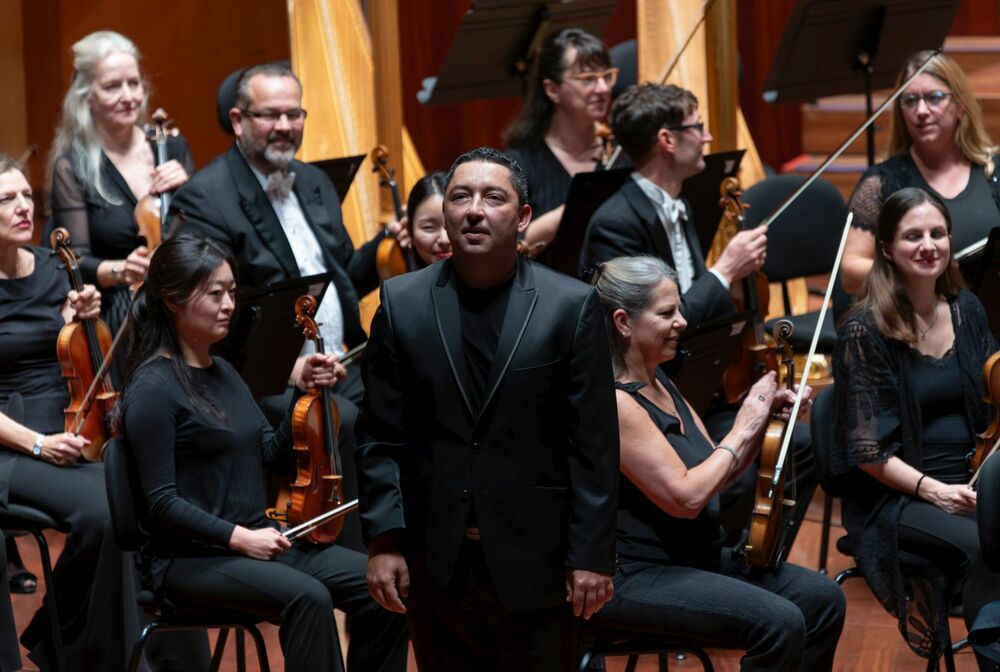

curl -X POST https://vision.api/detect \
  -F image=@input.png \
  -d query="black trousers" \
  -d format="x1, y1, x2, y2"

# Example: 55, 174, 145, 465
594, 556, 846, 671
8, 454, 143, 671
899, 501, 1000, 669
162, 542, 407, 671
406, 540, 576, 672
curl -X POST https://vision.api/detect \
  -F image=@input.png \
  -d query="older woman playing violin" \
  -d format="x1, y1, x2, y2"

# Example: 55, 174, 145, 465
591, 255, 844, 671
834, 187, 1000, 668
0, 154, 146, 670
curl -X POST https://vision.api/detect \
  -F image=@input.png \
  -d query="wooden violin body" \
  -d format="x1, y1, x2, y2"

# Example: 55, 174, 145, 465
744, 319, 795, 570
133, 108, 178, 247
971, 351, 1000, 474
371, 145, 415, 280
51, 228, 118, 461
281, 295, 347, 544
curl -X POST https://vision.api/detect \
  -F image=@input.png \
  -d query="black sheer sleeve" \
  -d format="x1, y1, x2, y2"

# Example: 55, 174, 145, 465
50, 156, 101, 283
846, 171, 885, 235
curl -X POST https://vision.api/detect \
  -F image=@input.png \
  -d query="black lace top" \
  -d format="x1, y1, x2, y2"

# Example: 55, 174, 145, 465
614, 372, 725, 568
833, 289, 997, 658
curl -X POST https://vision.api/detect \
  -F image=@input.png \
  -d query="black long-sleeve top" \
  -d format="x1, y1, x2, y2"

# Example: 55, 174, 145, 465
120, 356, 298, 589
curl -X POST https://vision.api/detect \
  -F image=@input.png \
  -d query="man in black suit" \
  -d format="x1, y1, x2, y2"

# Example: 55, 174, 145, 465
358, 147, 618, 671
579, 83, 766, 327
169, 62, 403, 403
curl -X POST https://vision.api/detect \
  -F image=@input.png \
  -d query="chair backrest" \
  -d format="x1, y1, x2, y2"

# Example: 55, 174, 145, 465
103, 436, 149, 553
744, 174, 847, 282
978, 452, 1000, 571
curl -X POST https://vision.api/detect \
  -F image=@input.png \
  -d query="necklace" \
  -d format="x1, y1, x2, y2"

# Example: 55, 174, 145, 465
915, 303, 940, 341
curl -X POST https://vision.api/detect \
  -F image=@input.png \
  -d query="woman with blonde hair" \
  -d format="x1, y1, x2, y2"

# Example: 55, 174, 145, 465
47, 30, 193, 334
841, 50, 1000, 294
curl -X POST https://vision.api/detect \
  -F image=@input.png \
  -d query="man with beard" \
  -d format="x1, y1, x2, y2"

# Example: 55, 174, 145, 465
358, 147, 618, 671
169, 62, 402, 403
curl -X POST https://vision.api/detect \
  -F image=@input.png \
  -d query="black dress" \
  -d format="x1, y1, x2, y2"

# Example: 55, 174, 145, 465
50, 136, 194, 334
0, 247, 144, 670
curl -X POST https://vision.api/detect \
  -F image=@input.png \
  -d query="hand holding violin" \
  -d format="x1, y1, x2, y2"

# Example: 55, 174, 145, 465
148, 159, 189, 196
386, 216, 412, 250
770, 383, 813, 422
922, 481, 977, 515
228, 525, 291, 560
67, 284, 101, 320
32, 433, 87, 466
712, 227, 768, 285
297, 353, 347, 391
732, 371, 778, 440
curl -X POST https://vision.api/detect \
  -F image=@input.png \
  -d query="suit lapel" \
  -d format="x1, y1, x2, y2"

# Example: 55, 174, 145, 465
225, 146, 300, 279
477, 258, 538, 424
623, 179, 672, 263
431, 263, 475, 420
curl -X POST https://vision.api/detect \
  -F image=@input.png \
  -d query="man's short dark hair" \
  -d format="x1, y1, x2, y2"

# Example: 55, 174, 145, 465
610, 83, 698, 164
233, 62, 303, 110
444, 147, 529, 208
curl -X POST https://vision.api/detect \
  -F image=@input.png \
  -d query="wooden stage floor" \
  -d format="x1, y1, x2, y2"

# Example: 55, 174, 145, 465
8, 494, 979, 671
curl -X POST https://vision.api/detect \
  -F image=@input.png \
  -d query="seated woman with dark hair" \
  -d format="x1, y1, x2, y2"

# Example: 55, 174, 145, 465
834, 186, 1000, 668
116, 234, 407, 671
403, 171, 451, 269
591, 254, 845, 671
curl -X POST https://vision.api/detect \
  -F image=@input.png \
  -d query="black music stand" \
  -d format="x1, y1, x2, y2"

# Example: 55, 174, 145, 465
761, 0, 960, 166
309, 155, 366, 200
417, 0, 618, 105
543, 167, 630, 277
212, 273, 329, 400
680, 149, 746, 256
663, 310, 755, 418
972, 227, 1000, 342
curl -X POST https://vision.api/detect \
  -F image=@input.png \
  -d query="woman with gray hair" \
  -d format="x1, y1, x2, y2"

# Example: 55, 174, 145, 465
47, 30, 193, 334
591, 255, 845, 670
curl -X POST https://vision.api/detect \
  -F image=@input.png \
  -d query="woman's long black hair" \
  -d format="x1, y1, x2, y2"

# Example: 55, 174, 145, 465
406, 171, 447, 269
117, 234, 237, 421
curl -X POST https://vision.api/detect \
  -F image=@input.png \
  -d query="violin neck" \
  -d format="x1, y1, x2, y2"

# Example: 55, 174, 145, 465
314, 335, 343, 474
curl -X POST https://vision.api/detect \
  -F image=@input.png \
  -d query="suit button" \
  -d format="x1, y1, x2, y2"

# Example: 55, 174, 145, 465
460, 489, 471, 503
471, 441, 480, 453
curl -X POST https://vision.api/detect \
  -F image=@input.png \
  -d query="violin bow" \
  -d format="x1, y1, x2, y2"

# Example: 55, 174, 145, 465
282, 498, 359, 541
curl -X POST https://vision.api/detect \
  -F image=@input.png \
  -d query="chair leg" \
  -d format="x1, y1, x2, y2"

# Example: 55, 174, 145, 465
210, 628, 230, 672
658, 652, 669, 671
127, 622, 162, 672
235, 628, 246, 672
834, 566, 861, 585
941, 639, 957, 672
819, 493, 833, 574
32, 530, 64, 672
246, 625, 271, 672
690, 647, 715, 671
624, 654, 639, 672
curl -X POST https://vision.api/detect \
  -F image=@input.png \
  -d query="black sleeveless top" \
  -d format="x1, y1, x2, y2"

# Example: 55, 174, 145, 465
615, 374, 725, 568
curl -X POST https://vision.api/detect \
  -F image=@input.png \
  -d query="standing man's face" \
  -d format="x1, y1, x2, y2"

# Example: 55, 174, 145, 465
443, 161, 531, 263
231, 74, 305, 171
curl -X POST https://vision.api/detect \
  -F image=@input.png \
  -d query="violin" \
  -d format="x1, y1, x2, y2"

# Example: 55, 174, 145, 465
371, 145, 415, 280
270, 295, 347, 544
133, 108, 178, 248
968, 351, 1000, 486
715, 177, 776, 404
743, 319, 796, 569
51, 228, 118, 462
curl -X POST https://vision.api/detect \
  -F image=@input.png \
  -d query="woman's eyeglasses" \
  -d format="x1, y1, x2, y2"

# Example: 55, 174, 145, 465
900, 91, 951, 110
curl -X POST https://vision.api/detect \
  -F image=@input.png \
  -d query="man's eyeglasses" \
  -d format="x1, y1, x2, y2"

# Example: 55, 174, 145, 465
666, 122, 705, 135
566, 68, 619, 89
900, 91, 951, 110
241, 108, 308, 124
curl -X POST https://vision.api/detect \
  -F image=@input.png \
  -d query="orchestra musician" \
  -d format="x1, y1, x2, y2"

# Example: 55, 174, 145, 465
591, 254, 845, 671
842, 50, 1000, 294
402, 171, 452, 268
358, 147, 618, 671
833, 187, 1000, 668
0, 155, 145, 670
116, 234, 408, 672
504, 28, 620, 258
48, 30, 193, 335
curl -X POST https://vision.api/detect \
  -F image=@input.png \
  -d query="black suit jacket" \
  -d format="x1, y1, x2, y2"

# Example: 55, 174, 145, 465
579, 178, 733, 327
357, 257, 619, 612
167, 144, 383, 347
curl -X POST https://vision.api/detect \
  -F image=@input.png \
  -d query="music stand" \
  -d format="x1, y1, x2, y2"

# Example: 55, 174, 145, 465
308, 154, 366, 200
972, 227, 1000, 341
212, 273, 329, 400
680, 149, 746, 256
662, 310, 755, 418
542, 166, 630, 277
761, 0, 960, 165
417, 0, 618, 105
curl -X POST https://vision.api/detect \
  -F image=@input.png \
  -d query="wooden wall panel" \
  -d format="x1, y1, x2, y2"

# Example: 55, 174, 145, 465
18, 0, 289, 196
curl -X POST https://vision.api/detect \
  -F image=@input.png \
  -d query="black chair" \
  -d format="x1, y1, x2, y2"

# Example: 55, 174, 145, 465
578, 624, 714, 672
743, 174, 850, 354
977, 452, 1000, 572
811, 386, 969, 672
0, 504, 67, 671
103, 436, 271, 672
